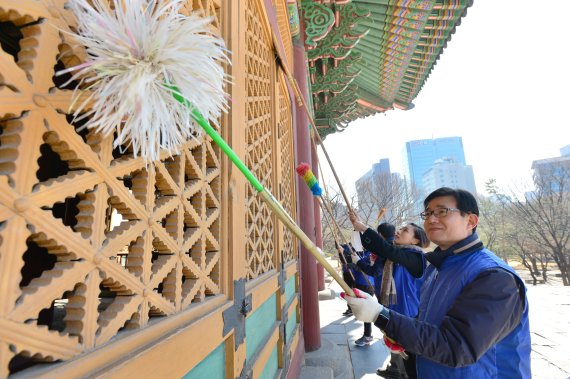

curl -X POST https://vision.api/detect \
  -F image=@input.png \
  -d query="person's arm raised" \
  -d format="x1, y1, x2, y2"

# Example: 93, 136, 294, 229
361, 229, 424, 278
348, 211, 424, 277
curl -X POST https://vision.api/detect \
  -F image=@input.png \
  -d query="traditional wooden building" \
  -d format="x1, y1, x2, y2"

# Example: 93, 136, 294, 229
0, 0, 471, 377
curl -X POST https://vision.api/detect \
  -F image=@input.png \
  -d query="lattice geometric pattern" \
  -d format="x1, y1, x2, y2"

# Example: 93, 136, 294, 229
245, 0, 276, 280
184, 0, 221, 30
277, 72, 297, 263
0, 1, 223, 376
274, 0, 294, 73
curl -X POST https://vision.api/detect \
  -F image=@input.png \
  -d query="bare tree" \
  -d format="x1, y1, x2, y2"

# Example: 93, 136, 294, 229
504, 215, 549, 285
478, 179, 500, 250
478, 179, 511, 260
355, 172, 419, 227
319, 186, 354, 254
503, 165, 570, 285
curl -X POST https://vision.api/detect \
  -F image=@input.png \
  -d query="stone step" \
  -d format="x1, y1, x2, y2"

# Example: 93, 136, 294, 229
304, 336, 352, 379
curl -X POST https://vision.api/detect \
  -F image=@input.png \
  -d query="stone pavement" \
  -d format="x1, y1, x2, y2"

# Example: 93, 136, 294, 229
318, 282, 389, 379
317, 272, 570, 379
526, 283, 570, 378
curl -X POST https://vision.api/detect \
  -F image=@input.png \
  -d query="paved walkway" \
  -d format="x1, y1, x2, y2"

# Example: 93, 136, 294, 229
319, 272, 570, 379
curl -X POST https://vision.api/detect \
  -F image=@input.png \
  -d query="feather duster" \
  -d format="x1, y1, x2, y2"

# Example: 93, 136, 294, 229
58, 0, 229, 161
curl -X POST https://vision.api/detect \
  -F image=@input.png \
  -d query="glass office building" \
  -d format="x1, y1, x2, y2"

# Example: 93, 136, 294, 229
403, 137, 467, 192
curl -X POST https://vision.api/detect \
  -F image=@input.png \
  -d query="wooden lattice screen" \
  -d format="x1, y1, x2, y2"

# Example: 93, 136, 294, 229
0, 0, 301, 376
274, 0, 294, 75
244, 0, 277, 280
277, 71, 297, 263
0, 0, 224, 376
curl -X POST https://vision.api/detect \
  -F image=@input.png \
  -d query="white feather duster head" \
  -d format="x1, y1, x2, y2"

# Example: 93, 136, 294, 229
60, 0, 229, 162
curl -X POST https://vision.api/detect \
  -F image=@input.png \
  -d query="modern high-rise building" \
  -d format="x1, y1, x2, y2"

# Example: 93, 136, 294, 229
356, 159, 392, 200
355, 159, 419, 224
402, 137, 468, 192
422, 157, 477, 195
357, 159, 391, 182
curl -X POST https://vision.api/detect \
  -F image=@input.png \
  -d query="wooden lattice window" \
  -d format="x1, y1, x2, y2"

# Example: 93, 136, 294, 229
0, 1, 223, 376
277, 71, 297, 263
184, 0, 221, 30
244, 0, 276, 280
274, 0, 294, 73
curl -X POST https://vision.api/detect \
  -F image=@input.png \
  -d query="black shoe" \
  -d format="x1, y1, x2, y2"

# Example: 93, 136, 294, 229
376, 371, 404, 379
342, 309, 353, 316
376, 365, 403, 378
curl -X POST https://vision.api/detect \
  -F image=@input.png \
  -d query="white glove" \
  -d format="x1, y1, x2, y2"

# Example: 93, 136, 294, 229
341, 288, 384, 323
350, 230, 364, 251
351, 253, 360, 264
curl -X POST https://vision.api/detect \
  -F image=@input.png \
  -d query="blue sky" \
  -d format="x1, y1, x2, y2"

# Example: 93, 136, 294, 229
319, 0, 570, 197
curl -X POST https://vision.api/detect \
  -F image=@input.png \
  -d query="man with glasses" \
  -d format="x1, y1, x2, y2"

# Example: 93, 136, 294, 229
345, 187, 531, 379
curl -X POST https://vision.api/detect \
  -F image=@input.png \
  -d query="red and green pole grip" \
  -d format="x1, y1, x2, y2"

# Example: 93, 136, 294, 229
170, 88, 355, 297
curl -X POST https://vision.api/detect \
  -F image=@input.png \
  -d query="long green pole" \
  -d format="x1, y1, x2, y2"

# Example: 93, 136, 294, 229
171, 90, 354, 296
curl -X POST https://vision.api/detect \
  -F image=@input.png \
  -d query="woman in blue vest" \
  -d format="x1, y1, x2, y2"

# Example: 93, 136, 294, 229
344, 187, 531, 379
357, 223, 396, 304
354, 222, 428, 378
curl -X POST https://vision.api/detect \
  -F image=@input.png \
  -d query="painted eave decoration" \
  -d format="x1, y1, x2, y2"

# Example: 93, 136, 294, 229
300, 0, 473, 138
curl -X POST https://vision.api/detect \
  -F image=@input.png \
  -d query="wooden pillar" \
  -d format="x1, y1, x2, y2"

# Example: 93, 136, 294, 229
293, 42, 321, 352
312, 144, 325, 291
227, 1, 248, 376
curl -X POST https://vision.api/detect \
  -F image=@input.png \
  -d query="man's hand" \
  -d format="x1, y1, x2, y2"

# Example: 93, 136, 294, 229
341, 288, 383, 322
348, 211, 368, 233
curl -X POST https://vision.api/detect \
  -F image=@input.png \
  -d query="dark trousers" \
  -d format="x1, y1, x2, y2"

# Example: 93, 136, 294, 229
391, 352, 417, 379
403, 353, 417, 379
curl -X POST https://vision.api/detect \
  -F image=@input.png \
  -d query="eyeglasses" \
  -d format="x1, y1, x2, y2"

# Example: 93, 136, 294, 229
420, 208, 461, 220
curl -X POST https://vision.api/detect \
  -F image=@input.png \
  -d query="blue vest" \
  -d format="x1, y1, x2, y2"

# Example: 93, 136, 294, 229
416, 249, 531, 379
352, 252, 375, 287
389, 260, 423, 317
368, 247, 424, 317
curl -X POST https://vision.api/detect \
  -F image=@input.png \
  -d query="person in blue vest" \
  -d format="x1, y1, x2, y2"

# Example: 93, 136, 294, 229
356, 223, 396, 303
343, 187, 531, 379
354, 222, 429, 379
351, 223, 396, 347
337, 243, 374, 318
347, 246, 376, 347
338, 242, 356, 317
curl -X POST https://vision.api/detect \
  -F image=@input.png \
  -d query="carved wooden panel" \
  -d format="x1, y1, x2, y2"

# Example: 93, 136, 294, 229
277, 71, 297, 263
0, 0, 223, 376
185, 0, 221, 30
244, 0, 276, 280
275, 0, 294, 72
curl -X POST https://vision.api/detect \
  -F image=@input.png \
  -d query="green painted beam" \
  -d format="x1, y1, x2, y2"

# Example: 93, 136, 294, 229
301, 0, 473, 135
